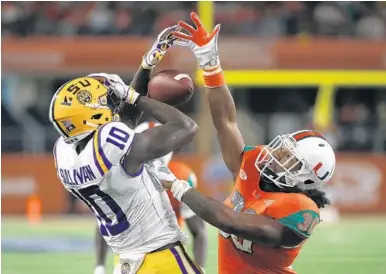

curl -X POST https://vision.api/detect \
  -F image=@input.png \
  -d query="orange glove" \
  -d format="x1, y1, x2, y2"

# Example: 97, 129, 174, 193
174, 12, 225, 87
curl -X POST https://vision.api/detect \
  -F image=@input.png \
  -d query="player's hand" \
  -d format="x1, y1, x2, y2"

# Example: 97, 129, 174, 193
174, 12, 221, 69
87, 73, 139, 105
164, 179, 192, 202
151, 158, 192, 201
142, 25, 183, 69
88, 73, 129, 100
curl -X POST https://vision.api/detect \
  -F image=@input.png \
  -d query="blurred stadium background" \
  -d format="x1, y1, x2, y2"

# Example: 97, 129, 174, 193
2, 1, 386, 274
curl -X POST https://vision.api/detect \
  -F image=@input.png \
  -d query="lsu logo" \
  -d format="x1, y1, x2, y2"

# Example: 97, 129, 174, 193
76, 90, 92, 105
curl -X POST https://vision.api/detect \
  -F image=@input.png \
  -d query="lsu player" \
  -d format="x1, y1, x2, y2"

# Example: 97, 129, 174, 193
50, 25, 203, 274
158, 13, 336, 273
94, 121, 208, 274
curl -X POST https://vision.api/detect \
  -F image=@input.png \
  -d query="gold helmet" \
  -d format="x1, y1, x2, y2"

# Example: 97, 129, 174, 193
49, 77, 121, 144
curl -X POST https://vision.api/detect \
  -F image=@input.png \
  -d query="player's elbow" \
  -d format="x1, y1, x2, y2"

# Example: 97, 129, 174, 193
188, 121, 199, 136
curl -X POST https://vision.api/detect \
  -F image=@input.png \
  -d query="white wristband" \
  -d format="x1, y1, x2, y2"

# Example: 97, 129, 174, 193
171, 180, 192, 202
126, 87, 140, 105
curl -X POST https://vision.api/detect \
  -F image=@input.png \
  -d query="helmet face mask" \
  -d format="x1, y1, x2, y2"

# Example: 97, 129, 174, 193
257, 134, 308, 188
256, 130, 336, 190
49, 77, 118, 144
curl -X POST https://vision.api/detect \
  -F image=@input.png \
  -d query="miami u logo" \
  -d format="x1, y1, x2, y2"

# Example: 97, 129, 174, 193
313, 162, 330, 180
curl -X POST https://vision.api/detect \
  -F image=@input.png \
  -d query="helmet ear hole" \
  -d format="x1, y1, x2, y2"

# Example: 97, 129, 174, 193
304, 180, 314, 185
91, 114, 102, 120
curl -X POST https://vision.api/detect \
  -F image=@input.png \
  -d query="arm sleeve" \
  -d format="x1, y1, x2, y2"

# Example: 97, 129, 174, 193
92, 122, 135, 175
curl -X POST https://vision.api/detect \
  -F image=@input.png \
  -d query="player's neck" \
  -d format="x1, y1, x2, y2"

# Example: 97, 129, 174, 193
259, 179, 330, 208
259, 179, 302, 194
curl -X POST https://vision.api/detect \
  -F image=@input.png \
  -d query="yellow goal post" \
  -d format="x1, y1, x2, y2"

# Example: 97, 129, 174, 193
195, 70, 386, 129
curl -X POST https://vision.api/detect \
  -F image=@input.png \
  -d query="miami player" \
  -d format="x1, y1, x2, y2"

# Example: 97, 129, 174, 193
50, 25, 203, 274
94, 121, 208, 274
158, 13, 336, 273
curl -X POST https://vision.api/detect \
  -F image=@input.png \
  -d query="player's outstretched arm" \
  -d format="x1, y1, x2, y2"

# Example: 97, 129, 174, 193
174, 13, 245, 175
89, 25, 181, 128
205, 86, 245, 176
122, 25, 197, 173
117, 65, 152, 127
162, 179, 284, 247
182, 188, 283, 247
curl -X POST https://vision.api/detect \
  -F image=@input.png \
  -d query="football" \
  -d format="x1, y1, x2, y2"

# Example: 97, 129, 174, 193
148, 70, 194, 106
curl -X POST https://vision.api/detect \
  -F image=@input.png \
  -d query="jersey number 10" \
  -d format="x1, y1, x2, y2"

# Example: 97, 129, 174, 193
70, 127, 131, 237
71, 185, 130, 237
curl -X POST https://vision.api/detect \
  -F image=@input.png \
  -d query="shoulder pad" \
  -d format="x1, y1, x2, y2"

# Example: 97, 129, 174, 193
92, 122, 135, 176
267, 194, 320, 238
278, 210, 320, 238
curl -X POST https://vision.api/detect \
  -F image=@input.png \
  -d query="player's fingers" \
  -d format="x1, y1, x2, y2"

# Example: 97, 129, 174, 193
173, 39, 189, 47
173, 31, 192, 41
190, 12, 204, 29
160, 26, 178, 40
177, 21, 196, 34
209, 24, 221, 39
167, 25, 182, 36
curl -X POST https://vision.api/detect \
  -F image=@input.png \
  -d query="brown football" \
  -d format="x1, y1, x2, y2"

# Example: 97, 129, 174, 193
148, 70, 194, 106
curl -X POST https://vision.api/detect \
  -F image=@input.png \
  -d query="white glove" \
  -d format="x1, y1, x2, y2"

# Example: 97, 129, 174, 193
174, 12, 221, 70
87, 73, 140, 105
142, 25, 183, 69
170, 179, 192, 202
147, 158, 191, 201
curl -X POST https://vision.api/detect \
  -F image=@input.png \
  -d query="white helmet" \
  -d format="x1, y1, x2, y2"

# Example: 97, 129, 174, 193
256, 130, 336, 190
134, 121, 173, 165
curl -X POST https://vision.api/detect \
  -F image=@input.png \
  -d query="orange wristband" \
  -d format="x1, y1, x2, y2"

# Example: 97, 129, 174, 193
203, 67, 225, 88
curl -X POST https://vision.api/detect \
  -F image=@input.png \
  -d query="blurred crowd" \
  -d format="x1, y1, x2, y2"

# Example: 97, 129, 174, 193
2, 1, 386, 38
234, 86, 386, 153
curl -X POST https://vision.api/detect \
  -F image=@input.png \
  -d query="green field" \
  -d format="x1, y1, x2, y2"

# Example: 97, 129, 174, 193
2, 216, 386, 274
